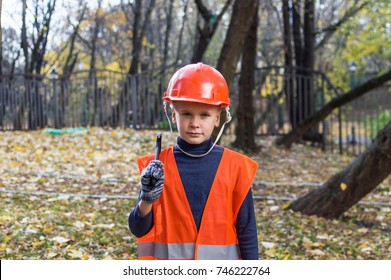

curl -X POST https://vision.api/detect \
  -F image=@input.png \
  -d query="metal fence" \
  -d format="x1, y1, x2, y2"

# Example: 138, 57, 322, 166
0, 68, 174, 130
328, 86, 391, 155
1, 67, 390, 155
229, 67, 391, 155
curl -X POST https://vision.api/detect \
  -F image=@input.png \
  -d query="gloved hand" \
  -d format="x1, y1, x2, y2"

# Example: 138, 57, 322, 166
140, 160, 164, 203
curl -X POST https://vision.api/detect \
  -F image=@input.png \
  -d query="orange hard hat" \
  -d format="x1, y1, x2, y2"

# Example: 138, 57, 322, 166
163, 63, 230, 108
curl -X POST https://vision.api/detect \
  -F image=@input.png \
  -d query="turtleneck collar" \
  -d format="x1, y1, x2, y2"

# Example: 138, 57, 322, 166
176, 137, 213, 155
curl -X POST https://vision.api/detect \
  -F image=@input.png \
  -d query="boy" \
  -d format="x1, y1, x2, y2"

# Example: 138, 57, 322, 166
128, 63, 259, 260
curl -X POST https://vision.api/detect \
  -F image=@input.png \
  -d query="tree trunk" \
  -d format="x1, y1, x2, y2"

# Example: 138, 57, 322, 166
276, 69, 391, 148
288, 121, 391, 218
87, 0, 102, 127
0, 0, 3, 128
292, 0, 303, 69
63, 3, 87, 76
303, 0, 314, 71
216, 0, 258, 87
0, 0, 3, 77
214, 0, 257, 143
282, 0, 294, 130
162, 0, 174, 71
191, 0, 232, 63
302, 0, 316, 138
21, 0, 29, 75
175, 0, 189, 67
233, 1, 258, 152
128, 0, 156, 75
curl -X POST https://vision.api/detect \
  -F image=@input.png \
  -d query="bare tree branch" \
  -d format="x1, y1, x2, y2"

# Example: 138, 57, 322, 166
315, 1, 369, 50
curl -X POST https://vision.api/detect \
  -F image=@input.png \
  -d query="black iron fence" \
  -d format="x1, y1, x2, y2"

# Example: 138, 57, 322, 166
0, 68, 174, 130
1, 67, 390, 155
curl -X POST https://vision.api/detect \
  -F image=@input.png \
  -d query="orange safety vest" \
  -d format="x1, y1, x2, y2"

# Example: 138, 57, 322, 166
136, 146, 258, 260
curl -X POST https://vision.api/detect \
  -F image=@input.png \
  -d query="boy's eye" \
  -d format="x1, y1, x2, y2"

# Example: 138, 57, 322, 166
201, 113, 210, 118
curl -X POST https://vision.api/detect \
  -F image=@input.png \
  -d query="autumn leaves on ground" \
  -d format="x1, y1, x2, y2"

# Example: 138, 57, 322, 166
0, 128, 389, 260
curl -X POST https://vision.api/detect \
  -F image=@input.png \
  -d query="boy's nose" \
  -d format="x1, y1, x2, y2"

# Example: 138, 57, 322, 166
190, 117, 200, 128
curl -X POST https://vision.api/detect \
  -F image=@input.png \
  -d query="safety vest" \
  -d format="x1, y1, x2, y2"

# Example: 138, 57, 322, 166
136, 146, 258, 260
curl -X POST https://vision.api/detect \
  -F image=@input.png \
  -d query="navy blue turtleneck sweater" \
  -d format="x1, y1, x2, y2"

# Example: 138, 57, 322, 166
128, 137, 258, 259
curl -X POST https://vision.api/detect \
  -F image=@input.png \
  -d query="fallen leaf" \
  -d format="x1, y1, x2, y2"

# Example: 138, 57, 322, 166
51, 236, 70, 244
261, 242, 276, 249
92, 223, 115, 229
47, 252, 58, 258
68, 249, 84, 259
309, 249, 325, 256
73, 221, 85, 229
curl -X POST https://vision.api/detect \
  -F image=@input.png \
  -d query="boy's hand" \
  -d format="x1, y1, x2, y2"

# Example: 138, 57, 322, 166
140, 160, 164, 203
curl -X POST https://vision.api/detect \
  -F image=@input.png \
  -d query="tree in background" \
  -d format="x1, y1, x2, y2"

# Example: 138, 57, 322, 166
287, 120, 391, 218
232, 0, 258, 152
0, 0, 3, 77
61, 1, 87, 76
191, 0, 232, 63
276, 69, 391, 217
213, 0, 258, 148
21, 0, 57, 75
282, 0, 368, 138
323, 0, 391, 90
18, 0, 57, 129
122, 0, 156, 75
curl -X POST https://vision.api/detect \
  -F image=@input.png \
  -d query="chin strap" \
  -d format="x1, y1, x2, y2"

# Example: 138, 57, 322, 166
163, 101, 232, 158
163, 101, 174, 134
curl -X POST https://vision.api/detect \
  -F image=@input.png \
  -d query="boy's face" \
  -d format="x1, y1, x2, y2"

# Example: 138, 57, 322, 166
172, 101, 221, 145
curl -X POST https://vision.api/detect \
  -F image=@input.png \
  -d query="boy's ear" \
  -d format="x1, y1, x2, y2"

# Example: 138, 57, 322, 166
171, 110, 176, 124
215, 110, 221, 127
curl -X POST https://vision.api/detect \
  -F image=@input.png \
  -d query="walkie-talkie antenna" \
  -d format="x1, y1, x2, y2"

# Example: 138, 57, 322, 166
155, 133, 162, 160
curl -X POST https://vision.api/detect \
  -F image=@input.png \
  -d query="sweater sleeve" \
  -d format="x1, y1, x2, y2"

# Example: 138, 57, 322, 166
129, 154, 156, 238
236, 189, 259, 260
128, 194, 154, 238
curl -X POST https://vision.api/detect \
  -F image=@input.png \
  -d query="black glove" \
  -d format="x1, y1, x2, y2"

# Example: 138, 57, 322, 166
140, 160, 164, 203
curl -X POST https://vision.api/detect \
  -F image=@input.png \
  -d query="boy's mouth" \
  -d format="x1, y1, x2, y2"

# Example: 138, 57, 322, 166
187, 132, 201, 137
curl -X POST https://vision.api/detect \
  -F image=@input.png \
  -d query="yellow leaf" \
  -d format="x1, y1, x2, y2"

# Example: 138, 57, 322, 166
33, 241, 45, 248
3, 236, 12, 242
83, 230, 94, 236
43, 227, 53, 234
14, 145, 26, 152
309, 249, 325, 256
282, 202, 291, 210
35, 149, 43, 163
341, 155, 350, 163
340, 183, 347, 191
265, 249, 276, 257
0, 215, 12, 224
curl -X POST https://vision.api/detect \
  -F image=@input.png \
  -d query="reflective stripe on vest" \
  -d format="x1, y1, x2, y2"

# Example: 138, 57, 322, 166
197, 244, 240, 260
138, 242, 239, 260
136, 147, 258, 260
138, 242, 195, 259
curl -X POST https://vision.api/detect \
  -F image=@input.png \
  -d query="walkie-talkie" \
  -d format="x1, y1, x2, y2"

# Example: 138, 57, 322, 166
151, 133, 162, 186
